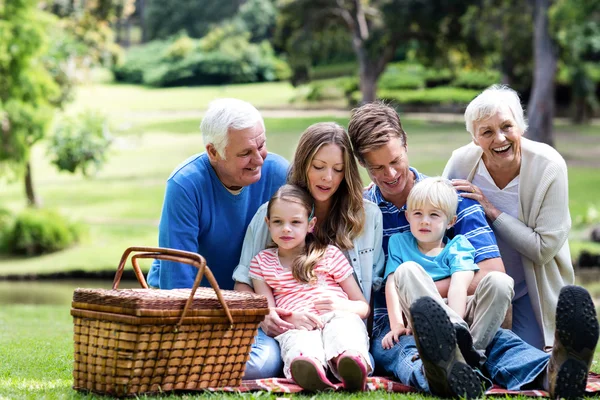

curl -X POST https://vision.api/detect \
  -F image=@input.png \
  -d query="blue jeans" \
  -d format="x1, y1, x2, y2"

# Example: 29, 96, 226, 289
243, 328, 283, 380
371, 314, 550, 392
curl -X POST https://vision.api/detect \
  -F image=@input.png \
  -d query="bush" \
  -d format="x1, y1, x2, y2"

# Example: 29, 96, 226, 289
112, 32, 290, 87
350, 86, 480, 106
48, 111, 112, 177
451, 70, 501, 90
311, 62, 357, 80
7, 209, 81, 256
378, 63, 426, 90
0, 208, 13, 253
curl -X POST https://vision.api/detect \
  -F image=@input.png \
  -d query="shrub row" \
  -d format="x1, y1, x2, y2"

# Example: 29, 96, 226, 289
0, 208, 82, 256
112, 34, 290, 87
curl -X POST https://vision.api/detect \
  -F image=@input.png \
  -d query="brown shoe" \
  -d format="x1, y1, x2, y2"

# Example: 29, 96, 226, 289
548, 285, 599, 399
409, 296, 484, 399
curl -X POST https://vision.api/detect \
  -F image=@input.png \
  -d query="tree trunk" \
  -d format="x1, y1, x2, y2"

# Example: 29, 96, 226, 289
358, 59, 378, 104
526, 0, 557, 147
138, 0, 147, 43
24, 161, 40, 208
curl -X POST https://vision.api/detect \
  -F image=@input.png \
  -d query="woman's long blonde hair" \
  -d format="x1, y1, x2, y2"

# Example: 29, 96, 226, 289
288, 122, 365, 250
267, 184, 327, 284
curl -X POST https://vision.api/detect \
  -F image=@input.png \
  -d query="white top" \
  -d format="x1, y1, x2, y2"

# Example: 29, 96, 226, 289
472, 161, 527, 299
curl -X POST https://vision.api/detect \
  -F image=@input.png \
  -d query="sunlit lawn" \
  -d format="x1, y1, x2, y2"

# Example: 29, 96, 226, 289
2, 303, 598, 400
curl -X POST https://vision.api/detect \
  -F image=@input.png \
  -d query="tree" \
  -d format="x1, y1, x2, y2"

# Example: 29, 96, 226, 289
278, 0, 469, 103
144, 0, 243, 40
551, 0, 600, 124
527, 0, 557, 146
0, 0, 59, 207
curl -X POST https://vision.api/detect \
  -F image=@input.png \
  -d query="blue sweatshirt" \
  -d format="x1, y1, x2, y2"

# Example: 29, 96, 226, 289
147, 152, 288, 290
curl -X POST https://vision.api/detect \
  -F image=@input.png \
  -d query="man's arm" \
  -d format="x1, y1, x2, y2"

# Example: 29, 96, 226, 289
436, 257, 505, 297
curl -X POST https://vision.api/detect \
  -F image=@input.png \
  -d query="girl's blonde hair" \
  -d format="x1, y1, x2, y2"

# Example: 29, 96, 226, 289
266, 184, 327, 284
407, 177, 458, 221
287, 122, 365, 250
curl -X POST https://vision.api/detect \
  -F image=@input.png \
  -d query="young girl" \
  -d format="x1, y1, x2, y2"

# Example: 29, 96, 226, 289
249, 184, 372, 392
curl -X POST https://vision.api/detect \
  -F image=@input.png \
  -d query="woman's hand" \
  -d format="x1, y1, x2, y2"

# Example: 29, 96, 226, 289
260, 308, 295, 336
381, 323, 412, 350
450, 179, 501, 221
283, 311, 324, 331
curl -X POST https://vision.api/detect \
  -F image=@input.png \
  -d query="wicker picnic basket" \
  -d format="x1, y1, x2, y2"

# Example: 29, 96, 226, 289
71, 246, 269, 396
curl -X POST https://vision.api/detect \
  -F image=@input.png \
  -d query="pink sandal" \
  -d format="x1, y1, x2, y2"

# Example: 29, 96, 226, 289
337, 353, 368, 391
290, 356, 336, 391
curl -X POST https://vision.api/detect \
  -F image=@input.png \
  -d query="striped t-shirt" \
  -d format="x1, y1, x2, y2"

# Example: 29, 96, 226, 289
249, 245, 354, 314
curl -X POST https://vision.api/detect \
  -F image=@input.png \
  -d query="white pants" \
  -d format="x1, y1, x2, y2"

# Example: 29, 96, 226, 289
391, 261, 514, 349
275, 311, 372, 380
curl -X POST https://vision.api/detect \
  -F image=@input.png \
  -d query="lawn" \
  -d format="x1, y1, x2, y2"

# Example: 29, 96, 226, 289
1, 303, 595, 400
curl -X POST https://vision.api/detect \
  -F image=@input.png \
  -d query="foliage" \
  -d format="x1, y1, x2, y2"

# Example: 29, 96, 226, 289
237, 0, 278, 42
0, 0, 59, 173
277, 0, 472, 102
450, 69, 502, 90
311, 62, 357, 80
353, 87, 480, 107
48, 111, 113, 177
144, 0, 242, 40
0, 208, 13, 252
7, 208, 81, 256
378, 63, 426, 90
551, 0, 600, 122
112, 32, 290, 87
457, 0, 533, 90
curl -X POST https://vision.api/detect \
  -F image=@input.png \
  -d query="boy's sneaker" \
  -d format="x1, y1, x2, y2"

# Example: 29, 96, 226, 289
290, 356, 336, 392
337, 353, 368, 391
548, 285, 599, 399
454, 323, 487, 369
409, 296, 484, 399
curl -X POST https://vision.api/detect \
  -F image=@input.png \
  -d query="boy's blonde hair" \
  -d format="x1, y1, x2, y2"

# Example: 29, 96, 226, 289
407, 177, 458, 221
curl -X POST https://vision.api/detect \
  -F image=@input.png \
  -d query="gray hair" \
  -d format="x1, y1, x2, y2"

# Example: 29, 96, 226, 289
200, 98, 264, 158
464, 84, 528, 137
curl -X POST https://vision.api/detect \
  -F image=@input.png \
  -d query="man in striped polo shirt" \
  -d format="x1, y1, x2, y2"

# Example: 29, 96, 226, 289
347, 102, 586, 399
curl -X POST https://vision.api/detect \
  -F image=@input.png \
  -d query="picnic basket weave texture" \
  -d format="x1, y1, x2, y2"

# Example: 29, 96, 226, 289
71, 247, 269, 397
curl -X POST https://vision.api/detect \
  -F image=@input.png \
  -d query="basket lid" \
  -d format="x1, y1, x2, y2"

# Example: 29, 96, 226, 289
72, 287, 268, 318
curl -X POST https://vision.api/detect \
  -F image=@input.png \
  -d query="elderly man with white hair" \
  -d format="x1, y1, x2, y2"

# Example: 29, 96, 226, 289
147, 98, 288, 379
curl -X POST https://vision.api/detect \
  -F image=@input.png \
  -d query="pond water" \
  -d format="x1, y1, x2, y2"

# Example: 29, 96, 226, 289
0, 280, 142, 305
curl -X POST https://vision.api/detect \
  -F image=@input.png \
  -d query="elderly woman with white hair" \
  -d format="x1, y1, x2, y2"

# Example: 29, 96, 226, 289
443, 84, 573, 350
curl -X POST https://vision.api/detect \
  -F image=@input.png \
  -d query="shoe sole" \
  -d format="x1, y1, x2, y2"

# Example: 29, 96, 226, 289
554, 285, 599, 399
410, 297, 483, 399
290, 358, 335, 392
455, 323, 483, 369
338, 355, 367, 391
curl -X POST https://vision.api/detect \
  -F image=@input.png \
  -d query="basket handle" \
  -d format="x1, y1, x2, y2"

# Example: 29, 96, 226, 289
112, 246, 234, 329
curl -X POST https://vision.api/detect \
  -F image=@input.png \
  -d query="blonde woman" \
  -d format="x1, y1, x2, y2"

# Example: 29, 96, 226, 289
233, 122, 384, 378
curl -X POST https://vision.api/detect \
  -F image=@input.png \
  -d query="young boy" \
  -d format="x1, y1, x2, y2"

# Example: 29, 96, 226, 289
381, 177, 509, 368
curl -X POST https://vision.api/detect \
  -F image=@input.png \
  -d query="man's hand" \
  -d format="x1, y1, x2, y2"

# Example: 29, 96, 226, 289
283, 311, 323, 331
381, 323, 412, 350
260, 308, 295, 336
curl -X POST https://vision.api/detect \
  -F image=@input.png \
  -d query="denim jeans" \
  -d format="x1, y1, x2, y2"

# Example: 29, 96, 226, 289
243, 328, 283, 380
484, 328, 549, 390
371, 314, 550, 392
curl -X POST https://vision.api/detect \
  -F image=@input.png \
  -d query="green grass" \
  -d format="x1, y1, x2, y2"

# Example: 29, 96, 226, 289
71, 81, 299, 115
1, 303, 596, 400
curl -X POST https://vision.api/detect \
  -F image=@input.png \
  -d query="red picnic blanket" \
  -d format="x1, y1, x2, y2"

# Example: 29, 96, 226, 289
208, 372, 600, 397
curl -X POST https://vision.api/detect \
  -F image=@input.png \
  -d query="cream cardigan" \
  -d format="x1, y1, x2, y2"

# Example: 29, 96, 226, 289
443, 137, 573, 347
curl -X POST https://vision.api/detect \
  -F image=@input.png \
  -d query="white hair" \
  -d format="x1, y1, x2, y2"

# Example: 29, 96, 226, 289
200, 98, 264, 158
464, 84, 528, 137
